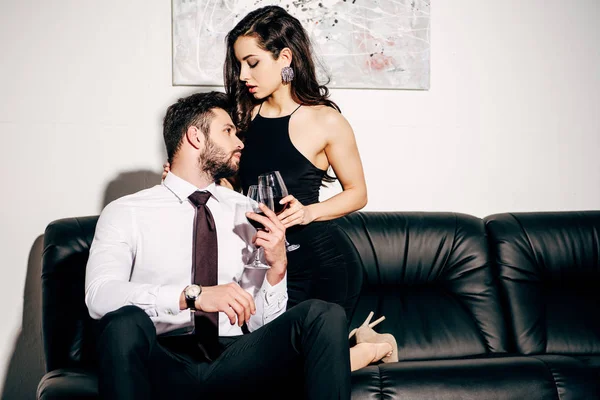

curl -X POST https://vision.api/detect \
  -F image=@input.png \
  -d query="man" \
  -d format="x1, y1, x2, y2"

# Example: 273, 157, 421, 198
84, 92, 351, 399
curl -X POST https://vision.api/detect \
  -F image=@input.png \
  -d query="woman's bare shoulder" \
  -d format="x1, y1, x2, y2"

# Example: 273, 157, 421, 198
303, 104, 347, 127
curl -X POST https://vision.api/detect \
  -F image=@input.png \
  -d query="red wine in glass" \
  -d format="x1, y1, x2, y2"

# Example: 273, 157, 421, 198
246, 185, 274, 230
273, 198, 288, 215
244, 185, 274, 269
247, 212, 266, 230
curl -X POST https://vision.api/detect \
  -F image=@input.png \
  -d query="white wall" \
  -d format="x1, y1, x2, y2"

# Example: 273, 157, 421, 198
1, 1, 599, 398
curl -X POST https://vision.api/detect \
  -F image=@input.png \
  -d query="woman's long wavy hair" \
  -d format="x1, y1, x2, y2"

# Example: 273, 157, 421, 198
224, 5, 339, 131
224, 5, 339, 183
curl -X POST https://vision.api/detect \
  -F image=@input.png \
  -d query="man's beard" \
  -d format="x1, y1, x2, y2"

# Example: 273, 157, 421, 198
198, 138, 240, 180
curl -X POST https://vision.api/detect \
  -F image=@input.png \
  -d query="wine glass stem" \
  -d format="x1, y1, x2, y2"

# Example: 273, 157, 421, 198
254, 248, 262, 267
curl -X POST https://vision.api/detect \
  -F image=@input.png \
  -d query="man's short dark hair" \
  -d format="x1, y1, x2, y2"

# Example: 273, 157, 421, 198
163, 91, 232, 163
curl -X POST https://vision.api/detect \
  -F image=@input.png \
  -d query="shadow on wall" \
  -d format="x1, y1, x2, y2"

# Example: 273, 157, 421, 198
102, 170, 163, 208
2, 235, 45, 400
1, 170, 162, 400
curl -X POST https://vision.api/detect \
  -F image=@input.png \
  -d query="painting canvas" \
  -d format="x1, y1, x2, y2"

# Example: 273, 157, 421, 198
172, 0, 430, 89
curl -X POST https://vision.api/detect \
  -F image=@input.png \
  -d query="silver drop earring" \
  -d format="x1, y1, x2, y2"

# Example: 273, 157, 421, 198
281, 66, 294, 83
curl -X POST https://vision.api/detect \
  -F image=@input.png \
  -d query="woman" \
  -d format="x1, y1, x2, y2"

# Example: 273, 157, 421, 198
166, 5, 395, 370
226, 4, 365, 313
228, 5, 400, 371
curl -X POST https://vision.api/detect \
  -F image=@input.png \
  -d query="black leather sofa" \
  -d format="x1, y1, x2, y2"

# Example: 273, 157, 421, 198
37, 211, 600, 399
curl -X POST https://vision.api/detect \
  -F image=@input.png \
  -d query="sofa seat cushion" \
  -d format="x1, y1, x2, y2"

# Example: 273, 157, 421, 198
574, 355, 600, 382
351, 355, 599, 400
37, 368, 98, 400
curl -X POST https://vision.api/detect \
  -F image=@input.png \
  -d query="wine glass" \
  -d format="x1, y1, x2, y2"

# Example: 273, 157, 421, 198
245, 185, 274, 269
258, 171, 300, 252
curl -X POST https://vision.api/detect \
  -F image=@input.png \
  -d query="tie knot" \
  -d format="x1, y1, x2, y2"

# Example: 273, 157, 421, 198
188, 191, 212, 207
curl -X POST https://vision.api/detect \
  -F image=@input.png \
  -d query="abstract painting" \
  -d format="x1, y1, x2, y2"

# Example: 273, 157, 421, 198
172, 0, 430, 89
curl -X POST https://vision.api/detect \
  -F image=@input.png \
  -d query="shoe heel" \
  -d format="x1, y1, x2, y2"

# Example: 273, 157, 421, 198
349, 311, 382, 339
353, 312, 399, 364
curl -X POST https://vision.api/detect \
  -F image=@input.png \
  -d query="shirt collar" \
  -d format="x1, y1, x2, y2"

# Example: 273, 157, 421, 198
162, 172, 223, 204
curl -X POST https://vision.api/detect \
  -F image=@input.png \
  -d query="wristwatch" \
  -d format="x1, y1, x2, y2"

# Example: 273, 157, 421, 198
184, 284, 202, 311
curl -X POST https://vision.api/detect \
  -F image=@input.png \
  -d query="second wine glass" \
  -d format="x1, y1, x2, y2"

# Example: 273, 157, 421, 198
257, 171, 300, 252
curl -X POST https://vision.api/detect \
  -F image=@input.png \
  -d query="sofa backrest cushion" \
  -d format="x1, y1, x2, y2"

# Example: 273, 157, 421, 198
338, 212, 508, 361
485, 211, 600, 355
42, 211, 513, 370
42, 216, 99, 371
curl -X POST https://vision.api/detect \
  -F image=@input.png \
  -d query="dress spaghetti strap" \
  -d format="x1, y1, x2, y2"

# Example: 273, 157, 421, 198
290, 104, 302, 115
256, 103, 301, 118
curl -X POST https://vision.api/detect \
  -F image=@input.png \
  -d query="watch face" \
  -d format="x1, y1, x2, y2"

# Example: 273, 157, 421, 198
185, 285, 201, 298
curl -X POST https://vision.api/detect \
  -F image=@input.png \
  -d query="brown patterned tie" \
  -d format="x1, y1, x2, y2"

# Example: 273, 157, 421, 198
188, 191, 219, 356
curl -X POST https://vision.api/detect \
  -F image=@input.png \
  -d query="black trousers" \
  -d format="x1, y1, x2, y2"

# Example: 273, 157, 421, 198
96, 299, 351, 400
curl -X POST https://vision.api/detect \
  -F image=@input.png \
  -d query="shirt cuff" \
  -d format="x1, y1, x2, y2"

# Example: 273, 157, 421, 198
156, 284, 183, 316
260, 272, 287, 306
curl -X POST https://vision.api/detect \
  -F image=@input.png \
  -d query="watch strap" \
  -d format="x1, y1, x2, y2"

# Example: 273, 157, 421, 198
186, 295, 197, 311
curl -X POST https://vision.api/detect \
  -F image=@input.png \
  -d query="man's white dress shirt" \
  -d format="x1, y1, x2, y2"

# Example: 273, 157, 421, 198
85, 172, 288, 336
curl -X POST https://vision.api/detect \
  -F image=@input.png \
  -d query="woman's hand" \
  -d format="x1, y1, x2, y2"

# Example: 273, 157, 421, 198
277, 195, 315, 228
162, 162, 170, 181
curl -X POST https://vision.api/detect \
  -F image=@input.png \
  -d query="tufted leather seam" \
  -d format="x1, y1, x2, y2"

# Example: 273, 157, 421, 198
485, 218, 516, 353
377, 364, 384, 400
508, 213, 542, 275
447, 214, 495, 355
401, 221, 409, 285
528, 356, 563, 400
444, 213, 459, 276
446, 284, 493, 355
509, 213, 548, 354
